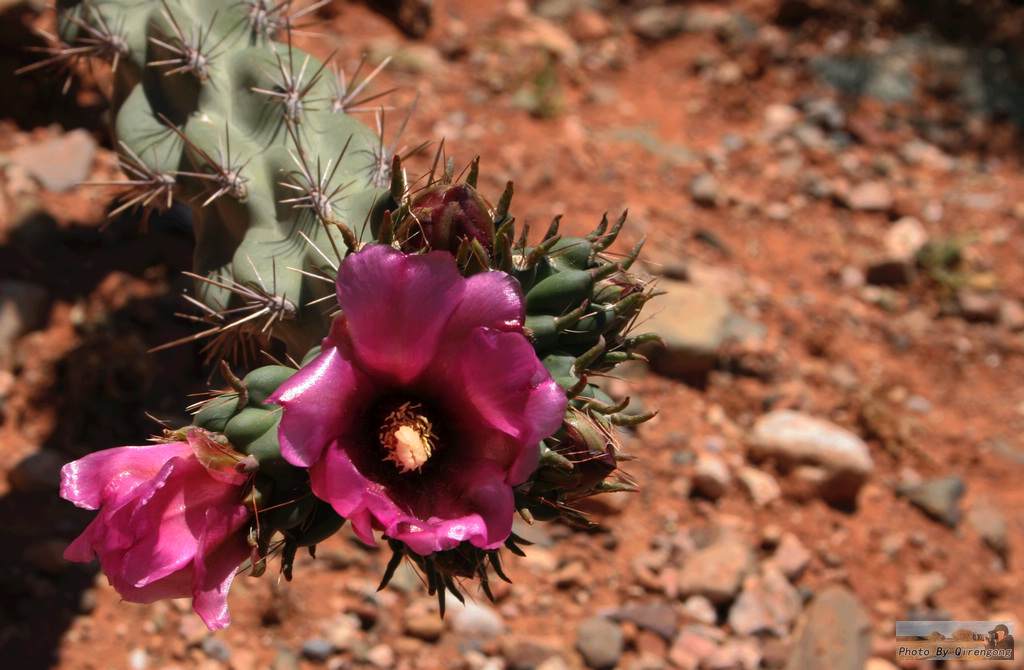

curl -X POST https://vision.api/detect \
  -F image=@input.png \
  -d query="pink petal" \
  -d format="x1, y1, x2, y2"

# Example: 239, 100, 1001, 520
312, 444, 515, 555
270, 331, 376, 468
190, 506, 252, 629
447, 328, 566, 449
421, 269, 527, 381
120, 457, 204, 587
307, 445, 382, 546
66, 502, 196, 604
335, 246, 465, 385
60, 442, 193, 510
122, 456, 248, 588
388, 470, 514, 554
108, 565, 194, 605
444, 270, 524, 334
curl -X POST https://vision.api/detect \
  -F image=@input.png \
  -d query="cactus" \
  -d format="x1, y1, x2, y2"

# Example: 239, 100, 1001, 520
51, 0, 394, 356
43, 0, 662, 620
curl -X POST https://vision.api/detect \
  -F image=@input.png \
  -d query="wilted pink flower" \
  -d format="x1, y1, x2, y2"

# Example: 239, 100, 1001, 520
60, 429, 253, 629
270, 245, 566, 555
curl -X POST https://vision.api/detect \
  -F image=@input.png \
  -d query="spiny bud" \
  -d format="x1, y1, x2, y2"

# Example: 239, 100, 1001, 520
401, 183, 495, 255
554, 413, 618, 494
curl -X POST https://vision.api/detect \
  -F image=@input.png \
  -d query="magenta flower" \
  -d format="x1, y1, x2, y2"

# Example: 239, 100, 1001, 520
270, 245, 566, 555
60, 429, 253, 629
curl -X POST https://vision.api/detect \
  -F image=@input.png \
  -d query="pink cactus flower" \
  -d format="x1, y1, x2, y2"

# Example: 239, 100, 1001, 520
60, 429, 253, 629
270, 245, 566, 555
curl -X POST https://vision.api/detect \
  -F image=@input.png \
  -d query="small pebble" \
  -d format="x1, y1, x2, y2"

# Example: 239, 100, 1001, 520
301, 638, 335, 662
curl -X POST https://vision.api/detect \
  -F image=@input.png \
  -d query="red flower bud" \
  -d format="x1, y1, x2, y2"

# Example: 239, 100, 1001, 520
402, 183, 495, 254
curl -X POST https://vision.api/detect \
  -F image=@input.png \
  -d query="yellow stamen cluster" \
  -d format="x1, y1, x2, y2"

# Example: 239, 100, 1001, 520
379, 402, 438, 473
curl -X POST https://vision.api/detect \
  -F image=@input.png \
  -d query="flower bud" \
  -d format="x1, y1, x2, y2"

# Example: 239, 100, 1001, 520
401, 183, 495, 254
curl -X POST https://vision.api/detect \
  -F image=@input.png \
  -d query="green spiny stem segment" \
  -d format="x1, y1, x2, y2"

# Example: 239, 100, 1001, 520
55, 0, 393, 356
193, 363, 344, 579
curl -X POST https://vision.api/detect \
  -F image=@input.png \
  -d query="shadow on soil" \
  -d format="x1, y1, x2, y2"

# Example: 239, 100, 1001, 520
0, 211, 207, 669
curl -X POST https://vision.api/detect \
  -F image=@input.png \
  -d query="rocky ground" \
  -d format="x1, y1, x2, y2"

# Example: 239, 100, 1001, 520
1, 1, 1023, 669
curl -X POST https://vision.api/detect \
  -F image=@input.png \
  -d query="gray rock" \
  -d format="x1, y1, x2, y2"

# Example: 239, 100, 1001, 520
966, 499, 1008, 557
905, 395, 932, 414
957, 290, 1001, 323
736, 466, 781, 507
904, 571, 946, 607
8, 448, 65, 493
792, 123, 827, 150
681, 596, 718, 625
897, 476, 964, 527
678, 537, 755, 604
864, 58, 916, 103
325, 612, 362, 651
714, 61, 744, 86
503, 636, 562, 670
576, 617, 624, 670
763, 202, 792, 221
800, 171, 834, 200
841, 181, 893, 212
554, 560, 588, 588
127, 648, 149, 670
722, 313, 767, 350
868, 216, 928, 284
272, 648, 301, 670
201, 637, 232, 662
9, 129, 98, 191
536, 657, 571, 670
609, 604, 679, 641
450, 600, 503, 637
999, 299, 1024, 331
693, 453, 731, 499
727, 566, 802, 636
301, 638, 335, 662
706, 638, 762, 670
404, 611, 445, 641
0, 280, 50, 370
763, 104, 801, 137
810, 54, 915, 104
961, 192, 1002, 210
748, 410, 873, 504
838, 267, 865, 290
630, 7, 688, 41
668, 624, 723, 670
885, 217, 928, 260
640, 280, 733, 377
689, 172, 721, 208
803, 98, 846, 130
366, 644, 394, 668
771, 533, 811, 581
785, 586, 871, 670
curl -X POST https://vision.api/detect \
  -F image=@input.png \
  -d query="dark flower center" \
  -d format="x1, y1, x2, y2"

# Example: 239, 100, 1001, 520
379, 401, 437, 473
370, 396, 447, 475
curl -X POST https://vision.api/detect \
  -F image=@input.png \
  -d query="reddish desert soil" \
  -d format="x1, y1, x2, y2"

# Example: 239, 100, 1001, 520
1, 1, 1023, 669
